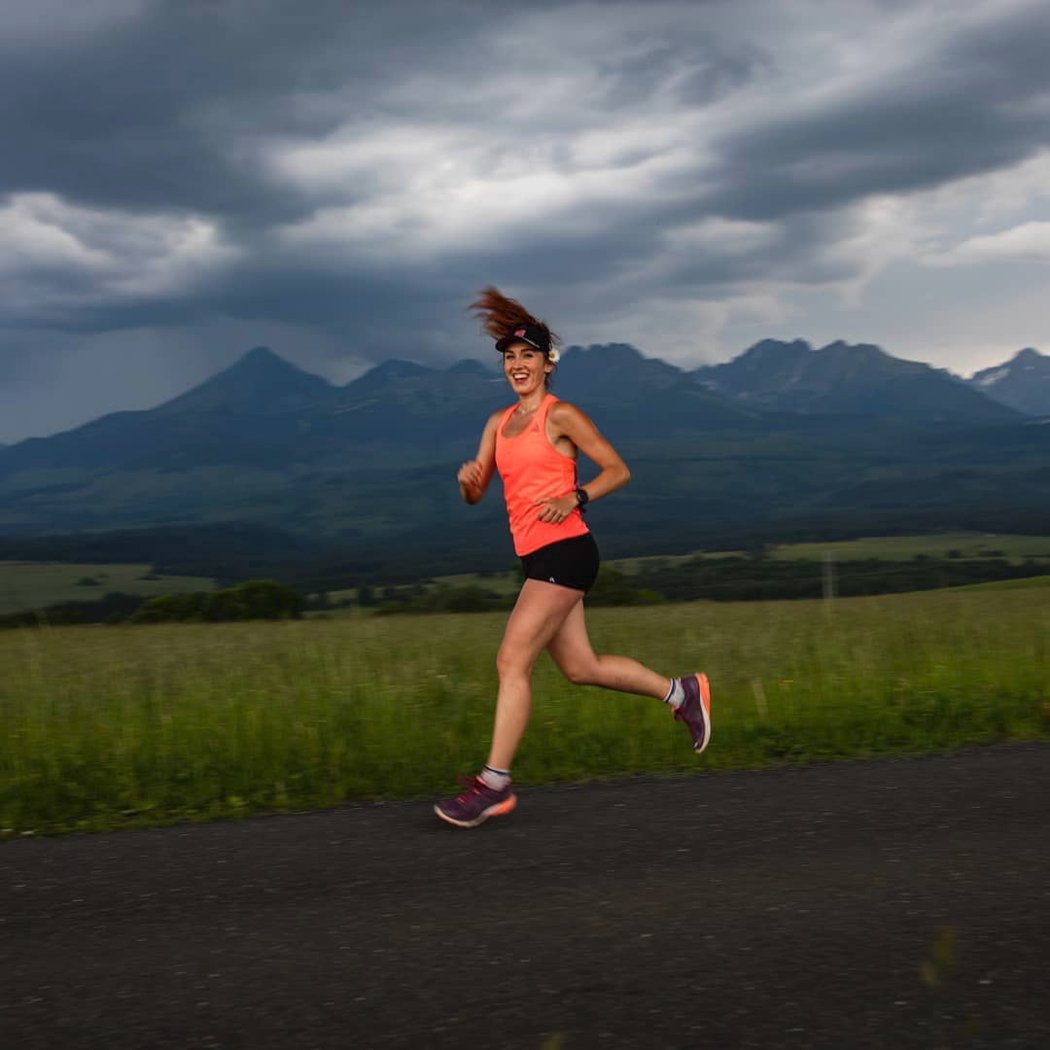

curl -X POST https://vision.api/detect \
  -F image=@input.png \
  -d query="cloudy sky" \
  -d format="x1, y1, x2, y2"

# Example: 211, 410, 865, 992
2, 0, 1049, 442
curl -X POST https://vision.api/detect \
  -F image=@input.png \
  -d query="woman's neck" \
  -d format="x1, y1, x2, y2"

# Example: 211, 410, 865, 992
516, 389, 548, 414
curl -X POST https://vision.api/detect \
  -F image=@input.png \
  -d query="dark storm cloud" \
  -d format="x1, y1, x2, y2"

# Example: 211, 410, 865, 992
706, 3, 1050, 220
6, 10, 301, 217
0, 0, 506, 220
2, 0, 1049, 441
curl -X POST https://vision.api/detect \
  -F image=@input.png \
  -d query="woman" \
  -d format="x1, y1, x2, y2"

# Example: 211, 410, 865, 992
434, 287, 711, 828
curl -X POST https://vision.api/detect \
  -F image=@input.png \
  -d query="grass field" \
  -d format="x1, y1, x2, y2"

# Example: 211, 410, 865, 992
0, 562, 216, 616
4, 532, 1047, 615
948, 575, 1050, 593
441, 532, 1050, 583
771, 532, 1050, 564
2, 583, 1047, 836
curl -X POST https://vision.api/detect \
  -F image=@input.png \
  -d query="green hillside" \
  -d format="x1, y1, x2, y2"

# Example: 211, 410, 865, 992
0, 562, 215, 616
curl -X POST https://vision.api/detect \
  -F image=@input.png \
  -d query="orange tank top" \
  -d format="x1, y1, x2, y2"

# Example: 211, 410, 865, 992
494, 393, 590, 557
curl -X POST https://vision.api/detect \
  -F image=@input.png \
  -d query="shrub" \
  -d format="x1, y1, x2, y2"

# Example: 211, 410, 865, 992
130, 580, 303, 624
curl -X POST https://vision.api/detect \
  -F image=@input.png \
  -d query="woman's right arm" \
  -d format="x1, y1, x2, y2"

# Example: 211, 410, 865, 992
457, 411, 500, 504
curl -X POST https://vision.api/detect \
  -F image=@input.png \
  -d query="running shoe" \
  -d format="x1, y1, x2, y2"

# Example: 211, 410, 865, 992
674, 672, 712, 754
434, 775, 518, 828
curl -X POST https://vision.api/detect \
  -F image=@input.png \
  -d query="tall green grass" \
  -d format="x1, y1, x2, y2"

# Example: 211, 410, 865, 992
2, 587, 1047, 835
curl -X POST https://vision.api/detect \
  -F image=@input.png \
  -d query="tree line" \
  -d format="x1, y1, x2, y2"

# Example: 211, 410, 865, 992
0, 580, 303, 629
1, 556, 1046, 629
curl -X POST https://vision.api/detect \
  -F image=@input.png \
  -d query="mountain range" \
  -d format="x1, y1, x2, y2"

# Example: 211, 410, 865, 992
0, 340, 1047, 579
969, 348, 1050, 417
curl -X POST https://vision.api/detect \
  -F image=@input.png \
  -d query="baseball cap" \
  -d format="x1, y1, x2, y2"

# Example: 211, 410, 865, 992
495, 324, 552, 353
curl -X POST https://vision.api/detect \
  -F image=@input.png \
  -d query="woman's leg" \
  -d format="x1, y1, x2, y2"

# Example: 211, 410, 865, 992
545, 601, 671, 698
546, 602, 712, 754
486, 578, 585, 770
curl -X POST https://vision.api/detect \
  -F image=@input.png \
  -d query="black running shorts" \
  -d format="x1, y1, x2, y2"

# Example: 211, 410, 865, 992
520, 533, 600, 593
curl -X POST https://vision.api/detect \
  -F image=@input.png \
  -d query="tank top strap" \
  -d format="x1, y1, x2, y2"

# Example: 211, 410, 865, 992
537, 392, 558, 425
497, 402, 518, 433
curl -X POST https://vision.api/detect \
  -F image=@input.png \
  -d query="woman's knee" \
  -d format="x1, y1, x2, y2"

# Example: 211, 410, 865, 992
496, 643, 533, 679
559, 656, 600, 686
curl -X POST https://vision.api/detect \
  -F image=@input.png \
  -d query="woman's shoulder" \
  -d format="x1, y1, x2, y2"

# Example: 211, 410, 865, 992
484, 405, 513, 431
547, 397, 585, 422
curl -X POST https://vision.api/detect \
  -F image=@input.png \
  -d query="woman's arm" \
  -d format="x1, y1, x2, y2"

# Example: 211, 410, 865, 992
457, 410, 501, 504
535, 401, 631, 522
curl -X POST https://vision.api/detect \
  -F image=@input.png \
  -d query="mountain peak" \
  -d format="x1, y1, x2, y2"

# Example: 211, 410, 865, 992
241, 345, 282, 365
445, 358, 492, 376
818, 340, 887, 358
745, 338, 813, 355
1013, 347, 1045, 365
156, 347, 334, 415
695, 338, 1016, 422
369, 359, 430, 379
557, 343, 683, 390
967, 347, 1050, 416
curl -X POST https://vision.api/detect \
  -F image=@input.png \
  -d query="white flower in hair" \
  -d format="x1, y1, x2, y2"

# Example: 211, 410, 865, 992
547, 347, 560, 363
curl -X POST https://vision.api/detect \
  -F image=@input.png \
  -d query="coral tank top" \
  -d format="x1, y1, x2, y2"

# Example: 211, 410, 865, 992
494, 393, 589, 556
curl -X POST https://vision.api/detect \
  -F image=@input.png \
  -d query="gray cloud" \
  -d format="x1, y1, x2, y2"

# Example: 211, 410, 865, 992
1, 0, 1048, 439
708, 3, 1050, 220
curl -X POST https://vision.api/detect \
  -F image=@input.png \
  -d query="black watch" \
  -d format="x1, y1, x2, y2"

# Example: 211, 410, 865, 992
574, 486, 590, 507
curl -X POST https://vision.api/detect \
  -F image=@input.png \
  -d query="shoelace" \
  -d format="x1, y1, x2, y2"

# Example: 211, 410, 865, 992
454, 773, 485, 802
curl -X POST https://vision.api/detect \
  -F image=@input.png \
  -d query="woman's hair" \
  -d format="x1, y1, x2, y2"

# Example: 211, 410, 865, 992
469, 286, 561, 351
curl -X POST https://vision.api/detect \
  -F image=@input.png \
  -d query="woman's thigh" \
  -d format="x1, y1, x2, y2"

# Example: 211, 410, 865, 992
544, 601, 596, 680
498, 579, 584, 673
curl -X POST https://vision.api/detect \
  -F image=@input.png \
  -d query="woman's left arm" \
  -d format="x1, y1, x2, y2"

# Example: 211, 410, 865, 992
535, 402, 631, 522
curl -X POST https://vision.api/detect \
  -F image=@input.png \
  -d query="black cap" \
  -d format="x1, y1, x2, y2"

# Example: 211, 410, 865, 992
495, 324, 551, 353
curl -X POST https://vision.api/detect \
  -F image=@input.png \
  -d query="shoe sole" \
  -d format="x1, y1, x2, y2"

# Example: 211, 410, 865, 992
690, 672, 712, 755
433, 794, 517, 829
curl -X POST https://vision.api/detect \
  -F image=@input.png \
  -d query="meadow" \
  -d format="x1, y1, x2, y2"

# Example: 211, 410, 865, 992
2, 582, 1047, 836
771, 532, 1050, 564
608, 531, 1050, 574
431, 531, 1050, 593
0, 561, 215, 616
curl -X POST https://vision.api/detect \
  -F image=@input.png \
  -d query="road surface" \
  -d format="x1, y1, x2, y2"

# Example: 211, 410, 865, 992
3, 743, 1048, 1048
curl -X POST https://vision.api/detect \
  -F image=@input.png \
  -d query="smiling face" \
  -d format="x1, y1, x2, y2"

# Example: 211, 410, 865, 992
501, 342, 552, 397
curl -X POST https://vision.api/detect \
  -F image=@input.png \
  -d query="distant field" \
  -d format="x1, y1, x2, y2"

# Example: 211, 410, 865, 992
611, 531, 1050, 574
5, 532, 1050, 618
2, 584, 1047, 835
0, 562, 216, 616
428, 570, 521, 595
771, 532, 1050, 564
944, 574, 1050, 593
429, 532, 1050, 591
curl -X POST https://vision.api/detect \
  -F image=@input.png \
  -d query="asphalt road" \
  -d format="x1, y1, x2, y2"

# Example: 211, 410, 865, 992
2, 743, 1048, 1049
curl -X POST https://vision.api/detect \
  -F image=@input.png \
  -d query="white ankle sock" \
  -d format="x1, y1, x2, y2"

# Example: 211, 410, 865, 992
663, 678, 685, 708
480, 765, 511, 790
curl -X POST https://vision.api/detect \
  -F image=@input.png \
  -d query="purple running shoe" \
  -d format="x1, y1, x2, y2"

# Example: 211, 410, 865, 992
674, 672, 712, 754
434, 775, 518, 828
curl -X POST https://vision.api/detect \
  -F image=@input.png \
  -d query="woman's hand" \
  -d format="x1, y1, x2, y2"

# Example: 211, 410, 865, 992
458, 412, 500, 505
534, 492, 580, 523
457, 460, 483, 490
458, 459, 487, 504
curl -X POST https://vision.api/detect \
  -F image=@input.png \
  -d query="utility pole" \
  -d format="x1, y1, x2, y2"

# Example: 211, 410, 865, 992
822, 550, 836, 605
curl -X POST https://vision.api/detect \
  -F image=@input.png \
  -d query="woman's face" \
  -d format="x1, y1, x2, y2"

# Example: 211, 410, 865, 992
501, 343, 551, 395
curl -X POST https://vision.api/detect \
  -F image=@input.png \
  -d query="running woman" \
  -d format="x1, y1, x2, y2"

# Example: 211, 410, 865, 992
434, 287, 711, 828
